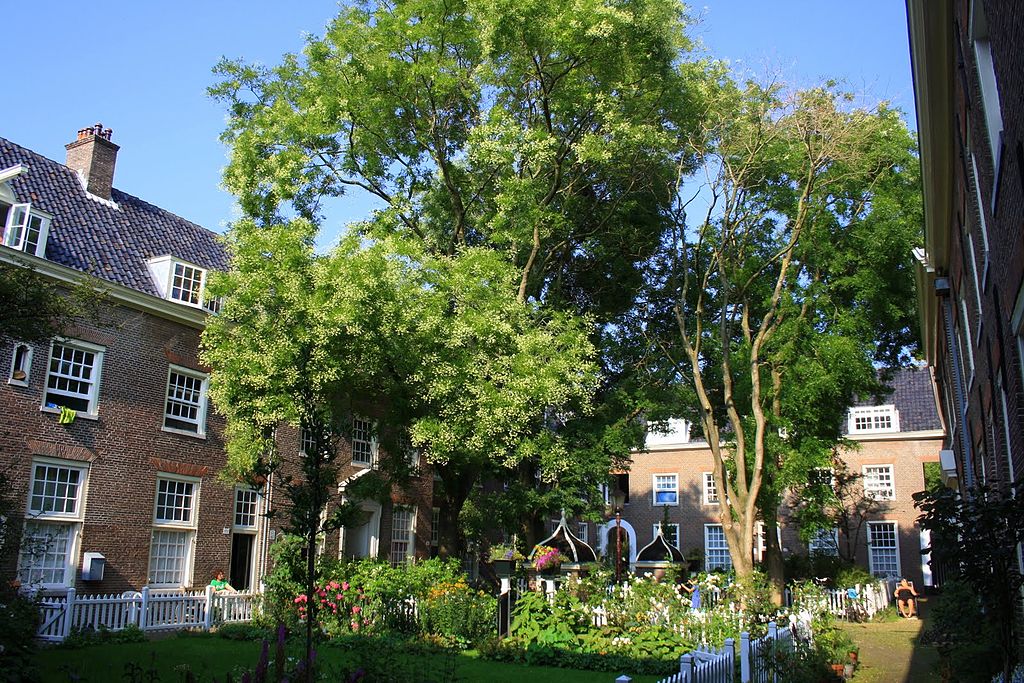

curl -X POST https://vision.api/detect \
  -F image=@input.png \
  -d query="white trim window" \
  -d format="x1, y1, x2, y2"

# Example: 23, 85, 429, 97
300, 428, 316, 456
351, 417, 377, 467
847, 405, 900, 434
653, 474, 678, 506
399, 431, 419, 468
577, 523, 589, 544
171, 262, 205, 306
148, 475, 199, 587
431, 508, 440, 548
808, 528, 840, 556
970, 0, 1004, 175
1, 202, 51, 257
653, 523, 680, 549
233, 487, 260, 530
18, 460, 88, 589
43, 339, 104, 416
703, 472, 719, 505
704, 524, 732, 571
863, 465, 895, 501
163, 366, 209, 436
390, 506, 416, 566
867, 521, 901, 578
8, 342, 32, 386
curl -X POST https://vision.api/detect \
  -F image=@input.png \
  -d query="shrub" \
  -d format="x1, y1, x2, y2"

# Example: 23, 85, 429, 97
60, 623, 146, 649
418, 579, 496, 648
0, 589, 40, 683
217, 622, 271, 641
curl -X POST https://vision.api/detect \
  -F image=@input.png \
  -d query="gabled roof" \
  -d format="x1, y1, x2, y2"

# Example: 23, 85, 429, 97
853, 365, 942, 433
0, 136, 228, 297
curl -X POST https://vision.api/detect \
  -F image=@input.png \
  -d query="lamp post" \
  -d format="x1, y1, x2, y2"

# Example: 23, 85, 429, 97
609, 488, 626, 583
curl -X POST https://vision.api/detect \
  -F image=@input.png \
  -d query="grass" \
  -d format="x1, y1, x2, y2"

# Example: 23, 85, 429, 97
36, 633, 664, 683
841, 598, 940, 682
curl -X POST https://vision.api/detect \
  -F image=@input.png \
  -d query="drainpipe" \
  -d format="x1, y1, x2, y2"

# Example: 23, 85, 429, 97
936, 277, 975, 491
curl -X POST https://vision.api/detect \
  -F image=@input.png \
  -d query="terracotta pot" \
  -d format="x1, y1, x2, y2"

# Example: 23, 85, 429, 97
831, 663, 846, 679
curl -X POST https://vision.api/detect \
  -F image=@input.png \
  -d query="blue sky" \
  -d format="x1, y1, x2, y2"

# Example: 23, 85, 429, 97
6, 1, 915, 247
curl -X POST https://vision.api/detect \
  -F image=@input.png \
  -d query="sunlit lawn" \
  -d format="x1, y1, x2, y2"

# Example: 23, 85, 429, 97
37, 633, 663, 683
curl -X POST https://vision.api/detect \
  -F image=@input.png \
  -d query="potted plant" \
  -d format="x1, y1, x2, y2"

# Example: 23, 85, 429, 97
531, 545, 568, 576
487, 543, 525, 577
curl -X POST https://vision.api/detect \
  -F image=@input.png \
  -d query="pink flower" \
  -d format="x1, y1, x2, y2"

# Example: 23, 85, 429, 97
294, 594, 308, 604
342, 582, 350, 591
351, 621, 359, 631
336, 594, 344, 601
352, 605, 362, 614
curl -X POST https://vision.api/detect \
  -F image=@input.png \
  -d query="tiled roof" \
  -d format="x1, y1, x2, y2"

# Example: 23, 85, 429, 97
854, 366, 942, 433
0, 136, 228, 297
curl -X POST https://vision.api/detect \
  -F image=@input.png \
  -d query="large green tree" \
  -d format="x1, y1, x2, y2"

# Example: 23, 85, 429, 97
630, 81, 921, 599
208, 0, 716, 547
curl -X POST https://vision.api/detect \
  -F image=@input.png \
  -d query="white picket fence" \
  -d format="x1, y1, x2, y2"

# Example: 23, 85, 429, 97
36, 586, 257, 642
638, 621, 792, 683
783, 578, 896, 620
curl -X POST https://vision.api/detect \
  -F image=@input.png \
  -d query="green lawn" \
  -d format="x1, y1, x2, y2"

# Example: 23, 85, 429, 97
36, 633, 664, 683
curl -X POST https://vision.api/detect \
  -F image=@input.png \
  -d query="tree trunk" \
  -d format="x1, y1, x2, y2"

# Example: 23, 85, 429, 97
763, 517, 786, 606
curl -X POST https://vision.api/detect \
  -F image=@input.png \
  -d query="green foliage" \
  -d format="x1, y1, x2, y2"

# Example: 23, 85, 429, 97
419, 579, 497, 648
0, 587, 40, 683
216, 622, 272, 641
59, 624, 146, 649
0, 262, 104, 344
922, 461, 944, 492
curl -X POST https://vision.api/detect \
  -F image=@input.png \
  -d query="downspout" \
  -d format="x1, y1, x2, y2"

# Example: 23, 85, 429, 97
936, 277, 975, 490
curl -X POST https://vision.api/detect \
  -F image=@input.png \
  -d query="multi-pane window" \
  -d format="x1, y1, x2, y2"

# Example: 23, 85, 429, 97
390, 507, 415, 566
704, 524, 732, 571
863, 465, 895, 501
30, 464, 82, 516
352, 417, 376, 467
970, 0, 1003, 170
149, 475, 199, 587
867, 522, 900, 578
234, 488, 259, 529
703, 472, 719, 505
399, 431, 419, 467
847, 405, 900, 434
2, 203, 49, 257
19, 523, 74, 586
653, 474, 678, 506
808, 528, 839, 556
164, 366, 208, 435
577, 523, 589, 544
44, 340, 103, 415
653, 523, 680, 549
300, 428, 317, 456
170, 262, 204, 306
18, 460, 88, 588
431, 508, 440, 547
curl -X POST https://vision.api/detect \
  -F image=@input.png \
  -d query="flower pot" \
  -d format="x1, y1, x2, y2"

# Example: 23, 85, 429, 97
492, 559, 515, 578
830, 663, 846, 680
844, 663, 855, 679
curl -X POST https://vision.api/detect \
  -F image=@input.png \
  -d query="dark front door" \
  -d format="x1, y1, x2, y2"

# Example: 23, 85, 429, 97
230, 533, 255, 591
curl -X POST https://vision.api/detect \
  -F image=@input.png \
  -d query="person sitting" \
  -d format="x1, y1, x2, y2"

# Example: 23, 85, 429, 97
894, 578, 918, 618
210, 570, 236, 593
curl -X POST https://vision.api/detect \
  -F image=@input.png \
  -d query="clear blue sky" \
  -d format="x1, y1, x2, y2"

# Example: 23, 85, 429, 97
5, 1, 915, 247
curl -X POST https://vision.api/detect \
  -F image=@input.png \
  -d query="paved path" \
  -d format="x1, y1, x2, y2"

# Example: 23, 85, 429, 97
840, 599, 940, 682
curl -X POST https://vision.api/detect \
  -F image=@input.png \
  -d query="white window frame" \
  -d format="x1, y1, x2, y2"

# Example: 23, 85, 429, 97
42, 339, 104, 418
703, 472, 719, 505
233, 487, 260, 531
577, 522, 589, 544
970, 0, 1004, 181
400, 431, 419, 468
808, 527, 840, 556
653, 522, 680, 549
704, 524, 732, 571
390, 506, 416, 566
170, 261, 206, 307
18, 458, 89, 590
8, 342, 32, 386
351, 417, 377, 468
847, 405, 900, 434
431, 507, 440, 547
867, 521, 901, 578
146, 256, 211, 310
149, 474, 200, 588
862, 464, 895, 501
2, 202, 51, 258
163, 365, 209, 437
969, 154, 992, 291
652, 473, 678, 507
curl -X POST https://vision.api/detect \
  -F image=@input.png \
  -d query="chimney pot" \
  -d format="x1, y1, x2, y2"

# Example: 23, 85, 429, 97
65, 124, 119, 200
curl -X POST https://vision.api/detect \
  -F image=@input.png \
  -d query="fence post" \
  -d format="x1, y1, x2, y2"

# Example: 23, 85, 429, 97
140, 587, 150, 631
204, 585, 215, 630
725, 637, 735, 680
61, 588, 77, 640
740, 630, 751, 683
680, 653, 694, 683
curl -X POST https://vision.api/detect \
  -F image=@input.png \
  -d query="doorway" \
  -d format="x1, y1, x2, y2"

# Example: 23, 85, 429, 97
230, 532, 255, 591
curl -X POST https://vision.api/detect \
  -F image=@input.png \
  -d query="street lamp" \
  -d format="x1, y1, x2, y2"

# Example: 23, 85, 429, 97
607, 488, 627, 583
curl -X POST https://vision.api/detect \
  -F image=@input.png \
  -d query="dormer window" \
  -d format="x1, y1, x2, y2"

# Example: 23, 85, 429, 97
147, 256, 219, 312
847, 405, 900, 434
1, 203, 51, 259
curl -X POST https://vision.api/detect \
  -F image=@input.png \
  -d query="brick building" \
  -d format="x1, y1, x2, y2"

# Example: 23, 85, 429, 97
0, 127, 436, 596
601, 367, 944, 587
908, 0, 1023, 510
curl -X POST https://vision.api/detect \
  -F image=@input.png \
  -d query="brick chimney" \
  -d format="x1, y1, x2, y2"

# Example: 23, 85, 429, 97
65, 123, 119, 200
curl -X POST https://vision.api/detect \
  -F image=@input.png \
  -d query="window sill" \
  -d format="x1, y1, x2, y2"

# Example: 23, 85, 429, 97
161, 426, 207, 440
653, 502, 679, 507
7, 378, 29, 387
40, 406, 98, 421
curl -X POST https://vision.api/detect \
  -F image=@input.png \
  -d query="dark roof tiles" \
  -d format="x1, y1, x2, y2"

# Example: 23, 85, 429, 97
854, 366, 942, 433
0, 136, 228, 297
